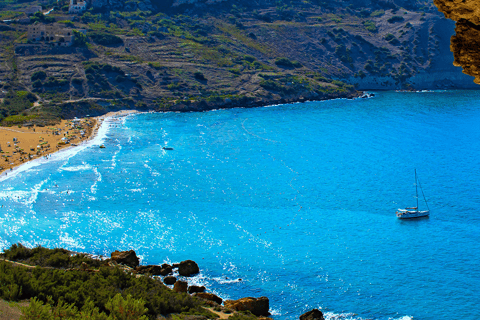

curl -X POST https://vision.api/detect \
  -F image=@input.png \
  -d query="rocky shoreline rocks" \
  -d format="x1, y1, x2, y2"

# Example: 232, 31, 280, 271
109, 249, 325, 320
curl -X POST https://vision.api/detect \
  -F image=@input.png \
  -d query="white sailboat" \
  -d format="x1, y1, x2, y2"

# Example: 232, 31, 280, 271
396, 169, 430, 219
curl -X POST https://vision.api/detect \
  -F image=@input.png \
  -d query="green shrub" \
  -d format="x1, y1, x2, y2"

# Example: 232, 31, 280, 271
72, 78, 83, 85
385, 33, 395, 41
370, 10, 385, 17
388, 16, 404, 23
89, 32, 123, 46
363, 20, 377, 32
20, 294, 148, 320
194, 71, 206, 80
105, 294, 148, 320
73, 30, 87, 47
31, 71, 47, 81
274, 57, 302, 68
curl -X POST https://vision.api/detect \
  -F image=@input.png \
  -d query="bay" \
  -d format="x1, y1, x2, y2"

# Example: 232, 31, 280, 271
1, 90, 480, 320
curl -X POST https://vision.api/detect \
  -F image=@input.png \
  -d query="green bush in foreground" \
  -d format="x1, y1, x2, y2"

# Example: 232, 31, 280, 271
3, 243, 102, 269
1, 243, 215, 320
20, 294, 148, 320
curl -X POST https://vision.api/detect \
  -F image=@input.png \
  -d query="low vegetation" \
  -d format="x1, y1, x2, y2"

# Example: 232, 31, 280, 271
1, 244, 215, 320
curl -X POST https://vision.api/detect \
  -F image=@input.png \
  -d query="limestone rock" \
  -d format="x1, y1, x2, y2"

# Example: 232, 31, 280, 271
224, 297, 270, 316
135, 264, 172, 276
193, 292, 222, 305
434, 0, 480, 84
164, 276, 177, 285
433, 0, 480, 25
188, 285, 206, 294
451, 19, 480, 84
173, 280, 188, 293
299, 309, 324, 320
110, 250, 139, 268
178, 260, 199, 276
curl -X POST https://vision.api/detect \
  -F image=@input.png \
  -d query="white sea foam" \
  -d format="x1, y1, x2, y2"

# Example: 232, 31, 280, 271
0, 116, 112, 183
89, 166, 102, 194
60, 164, 93, 172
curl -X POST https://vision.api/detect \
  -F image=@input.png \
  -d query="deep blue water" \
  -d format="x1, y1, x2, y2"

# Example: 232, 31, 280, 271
1, 90, 480, 320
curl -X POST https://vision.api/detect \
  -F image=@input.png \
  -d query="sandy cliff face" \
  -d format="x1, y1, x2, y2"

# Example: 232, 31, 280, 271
434, 0, 480, 84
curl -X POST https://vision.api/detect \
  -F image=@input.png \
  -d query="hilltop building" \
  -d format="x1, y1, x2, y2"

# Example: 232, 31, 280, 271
27, 23, 75, 47
69, 0, 88, 14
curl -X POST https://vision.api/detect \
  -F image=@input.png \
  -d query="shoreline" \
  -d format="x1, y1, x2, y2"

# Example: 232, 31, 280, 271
0, 110, 139, 179
0, 93, 363, 177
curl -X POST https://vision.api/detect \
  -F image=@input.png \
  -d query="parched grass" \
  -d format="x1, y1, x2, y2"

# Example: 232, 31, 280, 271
215, 21, 275, 56
111, 54, 144, 63
88, 22, 131, 36
2, 114, 38, 126
181, 40, 233, 67
0, 10, 22, 20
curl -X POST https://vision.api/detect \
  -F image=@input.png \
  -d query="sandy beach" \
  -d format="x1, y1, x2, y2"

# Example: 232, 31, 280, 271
0, 110, 138, 175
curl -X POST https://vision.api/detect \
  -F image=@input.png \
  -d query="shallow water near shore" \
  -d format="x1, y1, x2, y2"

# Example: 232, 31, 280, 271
1, 91, 480, 320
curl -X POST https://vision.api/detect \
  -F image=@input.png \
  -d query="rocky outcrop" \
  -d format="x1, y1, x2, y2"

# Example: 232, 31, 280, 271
224, 297, 270, 316
188, 285, 206, 294
450, 20, 480, 84
433, 0, 480, 24
178, 260, 199, 276
174, 280, 188, 293
164, 276, 177, 285
299, 309, 324, 320
110, 250, 139, 268
434, 0, 480, 84
135, 264, 173, 276
193, 292, 223, 305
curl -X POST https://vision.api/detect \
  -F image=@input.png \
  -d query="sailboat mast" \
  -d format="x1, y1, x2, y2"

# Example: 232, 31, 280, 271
415, 169, 418, 209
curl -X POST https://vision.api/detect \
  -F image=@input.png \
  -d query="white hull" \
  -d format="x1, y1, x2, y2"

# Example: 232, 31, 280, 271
396, 210, 429, 219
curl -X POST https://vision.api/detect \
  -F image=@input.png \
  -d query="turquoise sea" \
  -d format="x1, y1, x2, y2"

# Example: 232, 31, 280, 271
1, 90, 480, 320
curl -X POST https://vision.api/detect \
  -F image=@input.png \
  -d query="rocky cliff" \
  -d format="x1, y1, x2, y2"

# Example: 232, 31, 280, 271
433, 0, 480, 85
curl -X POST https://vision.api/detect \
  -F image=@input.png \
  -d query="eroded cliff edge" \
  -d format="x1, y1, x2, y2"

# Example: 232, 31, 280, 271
434, 0, 480, 84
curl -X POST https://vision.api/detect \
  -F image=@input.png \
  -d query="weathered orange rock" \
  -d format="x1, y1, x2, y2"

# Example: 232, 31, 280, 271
110, 250, 139, 268
178, 260, 199, 276
224, 297, 270, 316
433, 0, 480, 24
193, 292, 223, 305
434, 0, 480, 84
451, 20, 480, 84
173, 280, 188, 293
299, 309, 324, 320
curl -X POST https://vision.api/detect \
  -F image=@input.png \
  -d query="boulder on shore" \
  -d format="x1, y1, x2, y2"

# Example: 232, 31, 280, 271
136, 263, 172, 276
110, 250, 139, 268
224, 297, 270, 316
173, 280, 188, 293
193, 292, 222, 305
178, 260, 199, 276
299, 309, 324, 320
188, 285, 206, 294
164, 276, 177, 285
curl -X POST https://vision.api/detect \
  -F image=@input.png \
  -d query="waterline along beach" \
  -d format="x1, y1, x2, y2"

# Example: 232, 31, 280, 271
0, 110, 139, 177
2, 91, 480, 320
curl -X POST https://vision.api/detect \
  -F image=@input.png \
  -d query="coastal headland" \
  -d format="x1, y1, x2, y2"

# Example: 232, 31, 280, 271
0, 244, 321, 320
